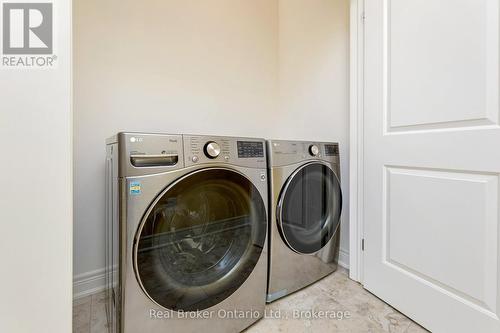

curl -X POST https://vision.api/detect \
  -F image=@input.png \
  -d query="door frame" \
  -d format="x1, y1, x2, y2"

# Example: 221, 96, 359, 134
349, 0, 365, 283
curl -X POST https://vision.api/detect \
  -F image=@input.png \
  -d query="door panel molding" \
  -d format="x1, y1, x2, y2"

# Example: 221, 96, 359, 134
383, 166, 499, 315
382, 0, 499, 134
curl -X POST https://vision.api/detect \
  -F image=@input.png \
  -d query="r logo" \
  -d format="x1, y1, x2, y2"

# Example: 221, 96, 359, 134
2, 2, 53, 54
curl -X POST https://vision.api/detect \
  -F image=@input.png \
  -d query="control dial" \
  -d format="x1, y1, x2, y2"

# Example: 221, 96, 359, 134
204, 141, 221, 159
309, 144, 319, 156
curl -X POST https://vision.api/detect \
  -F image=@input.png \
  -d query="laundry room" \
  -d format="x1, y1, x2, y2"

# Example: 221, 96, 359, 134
73, 1, 351, 331
73, 0, 350, 306
2, 0, 499, 332
69, 0, 349, 333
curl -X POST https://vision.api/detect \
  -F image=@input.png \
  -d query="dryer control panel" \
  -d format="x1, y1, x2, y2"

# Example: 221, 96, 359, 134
267, 140, 339, 167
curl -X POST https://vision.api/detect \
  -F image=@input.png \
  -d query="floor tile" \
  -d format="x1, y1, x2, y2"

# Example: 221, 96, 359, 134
405, 322, 429, 333
90, 291, 109, 333
73, 296, 91, 333
73, 269, 429, 333
74, 295, 92, 307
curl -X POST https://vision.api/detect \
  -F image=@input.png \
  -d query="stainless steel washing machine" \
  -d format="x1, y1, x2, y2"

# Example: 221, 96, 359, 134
266, 140, 342, 303
105, 133, 269, 333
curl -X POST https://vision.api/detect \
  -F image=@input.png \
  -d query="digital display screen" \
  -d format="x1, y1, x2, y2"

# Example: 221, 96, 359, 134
325, 144, 339, 156
237, 141, 264, 158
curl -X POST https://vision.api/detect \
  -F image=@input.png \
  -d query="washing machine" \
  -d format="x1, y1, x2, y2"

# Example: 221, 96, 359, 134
266, 140, 342, 302
105, 133, 269, 333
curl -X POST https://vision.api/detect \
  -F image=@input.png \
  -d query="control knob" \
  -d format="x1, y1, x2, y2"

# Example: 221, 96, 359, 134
204, 141, 221, 159
309, 144, 319, 156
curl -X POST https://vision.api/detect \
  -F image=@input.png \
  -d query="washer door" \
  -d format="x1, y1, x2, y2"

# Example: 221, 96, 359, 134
134, 168, 267, 311
277, 162, 342, 254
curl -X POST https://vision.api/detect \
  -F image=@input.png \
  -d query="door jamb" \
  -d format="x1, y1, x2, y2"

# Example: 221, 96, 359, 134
349, 0, 365, 283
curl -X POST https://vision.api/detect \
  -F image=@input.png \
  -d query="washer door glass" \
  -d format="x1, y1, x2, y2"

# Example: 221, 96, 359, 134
278, 163, 342, 254
135, 169, 267, 311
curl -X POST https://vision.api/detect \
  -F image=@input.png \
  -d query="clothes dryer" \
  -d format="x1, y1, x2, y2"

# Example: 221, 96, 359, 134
266, 140, 342, 302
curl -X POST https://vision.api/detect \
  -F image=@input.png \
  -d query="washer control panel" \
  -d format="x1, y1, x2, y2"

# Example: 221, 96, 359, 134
184, 135, 266, 168
237, 141, 265, 158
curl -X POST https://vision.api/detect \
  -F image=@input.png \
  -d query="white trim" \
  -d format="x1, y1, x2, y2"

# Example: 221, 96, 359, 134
349, 0, 365, 283
73, 268, 106, 300
338, 248, 350, 270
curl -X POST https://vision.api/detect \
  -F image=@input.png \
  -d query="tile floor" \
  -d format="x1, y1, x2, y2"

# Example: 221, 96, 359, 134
73, 268, 428, 333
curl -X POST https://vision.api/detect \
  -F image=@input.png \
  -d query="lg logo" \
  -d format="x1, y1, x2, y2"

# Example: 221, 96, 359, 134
2, 2, 53, 55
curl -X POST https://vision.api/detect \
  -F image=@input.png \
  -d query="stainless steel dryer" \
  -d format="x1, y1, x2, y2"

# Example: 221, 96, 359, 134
266, 140, 342, 302
105, 133, 268, 333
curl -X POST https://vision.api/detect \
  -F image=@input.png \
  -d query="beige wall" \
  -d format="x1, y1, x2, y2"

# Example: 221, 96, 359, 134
74, 0, 349, 293
0, 0, 72, 331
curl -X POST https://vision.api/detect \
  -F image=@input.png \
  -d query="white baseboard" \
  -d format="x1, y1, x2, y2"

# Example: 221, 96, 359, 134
73, 268, 107, 300
338, 248, 350, 270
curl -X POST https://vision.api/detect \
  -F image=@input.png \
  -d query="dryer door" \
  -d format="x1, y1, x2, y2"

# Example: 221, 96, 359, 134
277, 162, 342, 254
134, 168, 266, 311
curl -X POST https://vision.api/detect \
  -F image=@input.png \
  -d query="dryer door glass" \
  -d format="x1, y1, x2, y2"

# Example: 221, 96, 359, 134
278, 163, 342, 254
135, 168, 267, 311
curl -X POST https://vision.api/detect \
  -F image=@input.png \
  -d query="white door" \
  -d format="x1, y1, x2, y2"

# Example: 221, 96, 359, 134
363, 0, 500, 332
